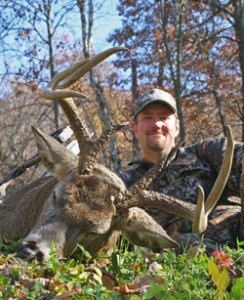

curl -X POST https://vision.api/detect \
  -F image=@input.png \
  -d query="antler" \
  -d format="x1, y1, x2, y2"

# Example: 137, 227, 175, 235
116, 126, 234, 234
43, 47, 129, 174
192, 125, 234, 233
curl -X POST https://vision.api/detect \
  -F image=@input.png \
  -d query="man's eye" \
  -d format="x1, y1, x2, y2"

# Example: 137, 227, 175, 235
159, 116, 168, 121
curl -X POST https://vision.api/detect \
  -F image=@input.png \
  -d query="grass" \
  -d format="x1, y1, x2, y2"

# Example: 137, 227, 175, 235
0, 238, 243, 299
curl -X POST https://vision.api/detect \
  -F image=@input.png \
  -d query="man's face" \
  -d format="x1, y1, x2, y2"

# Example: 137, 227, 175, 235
133, 103, 179, 161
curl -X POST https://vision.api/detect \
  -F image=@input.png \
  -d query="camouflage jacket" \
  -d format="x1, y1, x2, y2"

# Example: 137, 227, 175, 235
120, 137, 243, 251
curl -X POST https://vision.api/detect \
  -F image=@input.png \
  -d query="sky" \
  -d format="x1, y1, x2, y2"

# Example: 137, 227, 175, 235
92, 0, 121, 52
0, 0, 122, 95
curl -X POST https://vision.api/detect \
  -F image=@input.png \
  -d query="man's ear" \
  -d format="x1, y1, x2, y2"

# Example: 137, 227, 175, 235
133, 121, 138, 138
175, 118, 180, 138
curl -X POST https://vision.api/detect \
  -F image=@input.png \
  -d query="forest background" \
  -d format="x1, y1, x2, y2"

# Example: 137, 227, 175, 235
0, 0, 244, 189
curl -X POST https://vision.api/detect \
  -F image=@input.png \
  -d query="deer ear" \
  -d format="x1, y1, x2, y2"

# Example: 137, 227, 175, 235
121, 207, 179, 251
32, 126, 78, 179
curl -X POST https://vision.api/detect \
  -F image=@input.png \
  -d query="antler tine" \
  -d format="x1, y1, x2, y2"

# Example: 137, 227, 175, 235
128, 139, 184, 195
43, 46, 129, 98
44, 60, 89, 99
192, 125, 234, 233
205, 125, 234, 212
80, 121, 129, 174
43, 61, 92, 143
192, 186, 206, 233
44, 47, 129, 99
57, 47, 129, 89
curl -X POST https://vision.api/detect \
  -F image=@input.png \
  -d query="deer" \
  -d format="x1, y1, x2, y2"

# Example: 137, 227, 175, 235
0, 47, 237, 263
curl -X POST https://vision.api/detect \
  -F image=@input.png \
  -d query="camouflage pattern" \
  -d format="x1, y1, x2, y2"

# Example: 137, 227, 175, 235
120, 137, 242, 253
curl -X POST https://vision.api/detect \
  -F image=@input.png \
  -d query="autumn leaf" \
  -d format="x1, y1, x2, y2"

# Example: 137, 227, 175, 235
208, 259, 230, 300
16, 288, 28, 299
210, 250, 233, 271
19, 32, 27, 38
133, 262, 144, 271
113, 283, 140, 295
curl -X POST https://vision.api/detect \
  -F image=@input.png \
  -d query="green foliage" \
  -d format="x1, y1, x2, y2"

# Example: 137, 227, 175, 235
0, 235, 21, 255
0, 240, 243, 299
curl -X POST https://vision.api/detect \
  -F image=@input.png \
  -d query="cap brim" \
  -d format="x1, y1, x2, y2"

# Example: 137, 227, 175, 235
134, 99, 176, 119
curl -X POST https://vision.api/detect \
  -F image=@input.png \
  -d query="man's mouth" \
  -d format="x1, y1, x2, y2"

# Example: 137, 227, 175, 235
148, 132, 165, 136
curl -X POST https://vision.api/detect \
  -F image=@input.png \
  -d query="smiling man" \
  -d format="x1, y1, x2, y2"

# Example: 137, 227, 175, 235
120, 88, 242, 253
133, 89, 179, 163
121, 88, 181, 187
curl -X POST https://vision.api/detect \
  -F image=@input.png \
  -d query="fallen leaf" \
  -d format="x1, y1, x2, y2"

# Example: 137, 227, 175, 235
113, 283, 140, 295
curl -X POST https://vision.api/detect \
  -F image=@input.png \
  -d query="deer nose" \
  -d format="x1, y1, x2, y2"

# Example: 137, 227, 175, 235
16, 240, 44, 262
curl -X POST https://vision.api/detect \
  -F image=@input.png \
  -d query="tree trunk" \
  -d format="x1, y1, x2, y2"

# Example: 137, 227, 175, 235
174, 0, 185, 140
159, 0, 186, 140
213, 78, 227, 136
239, 157, 244, 240
235, 1, 244, 142
45, 1, 60, 129
131, 57, 140, 158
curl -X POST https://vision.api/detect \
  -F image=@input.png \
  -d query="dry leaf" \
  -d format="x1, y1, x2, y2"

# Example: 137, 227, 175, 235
113, 283, 140, 295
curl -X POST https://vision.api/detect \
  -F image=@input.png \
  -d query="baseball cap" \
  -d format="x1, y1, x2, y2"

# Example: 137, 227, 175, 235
134, 88, 177, 119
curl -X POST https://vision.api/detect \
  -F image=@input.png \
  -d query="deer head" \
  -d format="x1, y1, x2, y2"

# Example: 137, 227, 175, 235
15, 48, 234, 262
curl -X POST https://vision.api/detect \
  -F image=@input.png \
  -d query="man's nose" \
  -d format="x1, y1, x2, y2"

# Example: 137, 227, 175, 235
152, 117, 164, 128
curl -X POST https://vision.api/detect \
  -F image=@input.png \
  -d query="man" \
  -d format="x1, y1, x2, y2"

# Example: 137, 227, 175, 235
121, 88, 242, 252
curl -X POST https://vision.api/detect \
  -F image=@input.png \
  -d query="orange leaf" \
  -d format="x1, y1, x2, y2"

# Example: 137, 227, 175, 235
114, 283, 140, 295
210, 251, 233, 271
